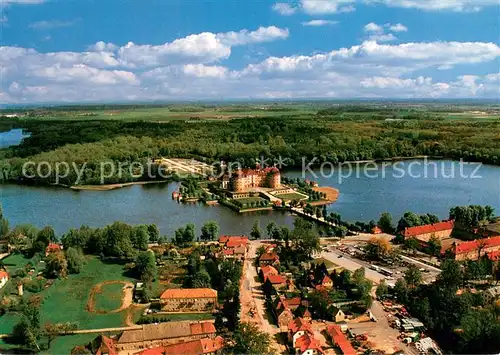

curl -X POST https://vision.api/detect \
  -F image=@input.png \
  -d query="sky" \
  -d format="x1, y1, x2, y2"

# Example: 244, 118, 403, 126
0, 0, 499, 103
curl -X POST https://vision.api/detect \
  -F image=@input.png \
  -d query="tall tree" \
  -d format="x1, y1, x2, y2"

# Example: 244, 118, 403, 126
250, 220, 261, 240
135, 251, 157, 282
65, 247, 86, 274
404, 265, 423, 289
378, 212, 394, 234
427, 234, 442, 258
201, 220, 220, 241
147, 224, 160, 243
228, 322, 271, 355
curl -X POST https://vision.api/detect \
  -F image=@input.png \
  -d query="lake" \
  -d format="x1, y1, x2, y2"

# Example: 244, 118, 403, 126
1, 160, 499, 236
0, 129, 30, 148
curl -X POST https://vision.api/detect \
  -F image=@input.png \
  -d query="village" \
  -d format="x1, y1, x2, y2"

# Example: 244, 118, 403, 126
0, 166, 499, 354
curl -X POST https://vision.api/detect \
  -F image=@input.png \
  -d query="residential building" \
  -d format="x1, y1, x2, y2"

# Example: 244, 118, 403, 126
330, 307, 346, 323
229, 167, 281, 192
326, 325, 356, 355
260, 265, 279, 281
114, 321, 217, 354
449, 235, 500, 261
294, 333, 324, 355
91, 335, 117, 355
276, 307, 295, 332
266, 274, 287, 288
288, 318, 314, 347
295, 305, 312, 322
402, 220, 455, 242
259, 252, 279, 266
45, 243, 62, 256
160, 288, 217, 312
0, 270, 9, 289
320, 275, 333, 288
134, 336, 224, 355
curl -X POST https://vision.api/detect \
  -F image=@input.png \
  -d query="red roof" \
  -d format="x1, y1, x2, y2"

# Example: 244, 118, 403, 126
160, 288, 217, 299
45, 243, 62, 252
487, 250, 500, 261
190, 322, 217, 335
403, 220, 454, 238
288, 317, 313, 334
226, 239, 248, 248
135, 336, 223, 355
259, 252, 279, 262
322, 275, 333, 285
218, 235, 248, 244
0, 271, 9, 279
327, 325, 356, 355
454, 236, 500, 255
295, 333, 323, 354
96, 336, 117, 355
261, 265, 279, 280
267, 274, 287, 285
223, 249, 234, 256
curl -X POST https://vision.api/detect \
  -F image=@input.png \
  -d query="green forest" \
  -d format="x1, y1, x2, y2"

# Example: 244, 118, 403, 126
1, 104, 499, 186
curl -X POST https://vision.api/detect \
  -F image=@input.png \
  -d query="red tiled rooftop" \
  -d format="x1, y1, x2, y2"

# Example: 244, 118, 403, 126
327, 325, 356, 355
96, 336, 117, 355
223, 249, 234, 256
135, 336, 223, 355
259, 252, 279, 261
288, 317, 313, 334
226, 238, 248, 248
0, 271, 9, 279
218, 235, 248, 244
295, 333, 323, 354
160, 288, 217, 299
454, 236, 500, 255
266, 274, 287, 284
403, 220, 454, 238
190, 322, 217, 335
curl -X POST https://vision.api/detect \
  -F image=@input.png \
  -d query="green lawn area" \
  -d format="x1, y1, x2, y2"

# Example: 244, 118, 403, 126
277, 192, 308, 201
0, 313, 21, 335
41, 333, 106, 355
2, 253, 43, 273
235, 196, 265, 204
38, 256, 134, 329
94, 283, 125, 312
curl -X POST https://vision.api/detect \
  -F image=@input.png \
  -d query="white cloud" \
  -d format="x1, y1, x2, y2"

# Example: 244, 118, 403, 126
369, 33, 397, 42
88, 41, 118, 52
216, 26, 289, 46
388, 23, 408, 32
302, 19, 339, 26
364, 0, 499, 12
272, 2, 297, 15
29, 19, 78, 30
1, 33, 499, 103
364, 22, 384, 33
300, 0, 356, 14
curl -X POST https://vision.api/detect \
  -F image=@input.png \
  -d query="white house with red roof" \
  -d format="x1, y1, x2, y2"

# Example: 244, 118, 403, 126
0, 270, 9, 289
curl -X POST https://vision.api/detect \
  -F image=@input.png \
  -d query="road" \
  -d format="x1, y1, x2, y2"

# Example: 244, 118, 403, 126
241, 242, 281, 353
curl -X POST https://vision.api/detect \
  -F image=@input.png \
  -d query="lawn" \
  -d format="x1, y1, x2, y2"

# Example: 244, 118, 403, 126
94, 283, 126, 312
38, 256, 134, 329
41, 333, 101, 355
0, 313, 21, 335
277, 192, 309, 201
2, 253, 43, 273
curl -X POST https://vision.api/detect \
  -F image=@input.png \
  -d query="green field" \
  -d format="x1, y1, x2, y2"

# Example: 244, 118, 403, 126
35, 257, 134, 329
41, 333, 102, 355
277, 193, 309, 201
94, 283, 126, 312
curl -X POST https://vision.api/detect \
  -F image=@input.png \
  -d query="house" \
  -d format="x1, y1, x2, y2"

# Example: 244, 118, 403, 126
260, 265, 279, 281
402, 220, 455, 242
160, 288, 217, 312
294, 333, 324, 355
0, 270, 9, 289
134, 336, 224, 355
329, 306, 346, 323
114, 321, 217, 354
288, 318, 314, 347
219, 235, 249, 248
320, 275, 333, 288
45, 243, 62, 256
295, 305, 312, 322
449, 235, 500, 261
266, 274, 287, 288
259, 252, 279, 266
91, 335, 117, 355
326, 325, 356, 355
219, 236, 248, 261
276, 307, 295, 332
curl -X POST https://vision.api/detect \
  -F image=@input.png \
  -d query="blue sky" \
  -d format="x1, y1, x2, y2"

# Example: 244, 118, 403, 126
1, 0, 499, 103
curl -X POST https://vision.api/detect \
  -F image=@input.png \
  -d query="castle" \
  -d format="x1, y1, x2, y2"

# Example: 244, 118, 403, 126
228, 167, 281, 192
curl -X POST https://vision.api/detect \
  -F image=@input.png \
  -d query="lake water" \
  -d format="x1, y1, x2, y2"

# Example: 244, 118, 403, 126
0, 129, 30, 148
1, 160, 499, 237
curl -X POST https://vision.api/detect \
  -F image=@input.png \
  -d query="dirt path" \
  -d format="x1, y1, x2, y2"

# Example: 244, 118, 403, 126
87, 281, 134, 314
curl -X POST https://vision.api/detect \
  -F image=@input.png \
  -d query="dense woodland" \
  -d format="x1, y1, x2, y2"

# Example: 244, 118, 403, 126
0, 105, 499, 185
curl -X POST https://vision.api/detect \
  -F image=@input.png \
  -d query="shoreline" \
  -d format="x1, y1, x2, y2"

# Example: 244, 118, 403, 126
310, 186, 340, 206
70, 180, 170, 191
